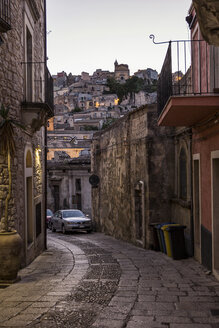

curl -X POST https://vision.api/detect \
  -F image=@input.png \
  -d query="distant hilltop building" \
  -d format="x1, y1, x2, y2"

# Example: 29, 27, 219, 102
93, 69, 114, 83
52, 71, 68, 88
134, 68, 158, 83
114, 60, 130, 83
81, 72, 91, 81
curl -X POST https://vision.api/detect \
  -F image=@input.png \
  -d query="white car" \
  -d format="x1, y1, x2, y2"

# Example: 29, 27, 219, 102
50, 209, 92, 234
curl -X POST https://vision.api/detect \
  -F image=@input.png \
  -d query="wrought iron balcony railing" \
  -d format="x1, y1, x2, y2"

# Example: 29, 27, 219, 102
22, 62, 54, 117
0, 0, 11, 32
151, 35, 219, 116
45, 66, 54, 115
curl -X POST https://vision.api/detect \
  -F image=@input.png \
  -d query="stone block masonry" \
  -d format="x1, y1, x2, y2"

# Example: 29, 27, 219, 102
91, 104, 175, 249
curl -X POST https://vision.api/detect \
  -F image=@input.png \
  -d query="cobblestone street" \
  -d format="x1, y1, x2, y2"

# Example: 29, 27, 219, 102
0, 231, 219, 328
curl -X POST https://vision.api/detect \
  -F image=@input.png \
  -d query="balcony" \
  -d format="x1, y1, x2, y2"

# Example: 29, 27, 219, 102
21, 62, 54, 132
157, 39, 219, 127
0, 0, 11, 32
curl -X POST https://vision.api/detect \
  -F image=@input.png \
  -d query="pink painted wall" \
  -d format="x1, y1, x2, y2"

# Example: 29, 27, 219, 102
193, 123, 219, 232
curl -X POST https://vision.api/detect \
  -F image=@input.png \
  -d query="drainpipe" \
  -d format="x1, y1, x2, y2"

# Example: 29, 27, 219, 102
190, 129, 194, 256
44, 0, 47, 250
139, 180, 146, 248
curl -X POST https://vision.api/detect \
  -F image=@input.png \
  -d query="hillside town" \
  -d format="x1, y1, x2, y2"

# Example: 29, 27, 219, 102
0, 1, 219, 327
51, 63, 158, 132
47, 63, 158, 215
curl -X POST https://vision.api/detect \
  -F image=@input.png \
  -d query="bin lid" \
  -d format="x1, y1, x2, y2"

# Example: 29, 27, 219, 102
155, 222, 173, 229
161, 223, 181, 231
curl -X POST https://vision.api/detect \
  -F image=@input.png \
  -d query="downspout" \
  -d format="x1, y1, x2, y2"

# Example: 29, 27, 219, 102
139, 180, 146, 248
190, 129, 194, 256
44, 0, 47, 250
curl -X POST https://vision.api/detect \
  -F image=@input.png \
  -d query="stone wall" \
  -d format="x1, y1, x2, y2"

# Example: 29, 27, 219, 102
91, 104, 175, 248
0, 0, 47, 266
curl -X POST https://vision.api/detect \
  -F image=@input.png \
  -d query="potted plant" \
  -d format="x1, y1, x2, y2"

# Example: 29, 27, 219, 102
0, 104, 24, 283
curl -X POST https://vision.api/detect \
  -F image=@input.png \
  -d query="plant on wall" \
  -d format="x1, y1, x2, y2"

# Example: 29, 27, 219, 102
0, 104, 25, 232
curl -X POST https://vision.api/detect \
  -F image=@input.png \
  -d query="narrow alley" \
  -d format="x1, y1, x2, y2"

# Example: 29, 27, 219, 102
0, 231, 219, 328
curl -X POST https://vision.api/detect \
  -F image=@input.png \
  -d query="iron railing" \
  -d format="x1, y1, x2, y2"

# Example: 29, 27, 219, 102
22, 62, 54, 114
150, 35, 219, 115
0, 0, 11, 32
45, 66, 54, 113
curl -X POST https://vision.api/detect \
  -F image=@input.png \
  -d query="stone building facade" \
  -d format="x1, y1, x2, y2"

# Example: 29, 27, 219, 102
0, 0, 53, 266
114, 60, 130, 83
47, 128, 92, 217
47, 155, 92, 217
91, 105, 176, 248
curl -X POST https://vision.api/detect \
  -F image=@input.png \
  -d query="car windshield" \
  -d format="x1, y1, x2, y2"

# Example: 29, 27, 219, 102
47, 209, 53, 216
63, 210, 84, 218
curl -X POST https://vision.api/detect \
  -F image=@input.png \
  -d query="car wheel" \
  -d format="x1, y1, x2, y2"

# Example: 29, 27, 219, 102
62, 225, 66, 234
51, 224, 56, 232
87, 229, 92, 234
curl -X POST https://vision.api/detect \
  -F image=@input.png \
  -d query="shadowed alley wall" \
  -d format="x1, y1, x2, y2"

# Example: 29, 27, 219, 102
91, 104, 175, 248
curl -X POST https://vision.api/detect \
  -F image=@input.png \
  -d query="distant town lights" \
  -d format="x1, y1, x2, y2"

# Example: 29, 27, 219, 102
114, 98, 119, 105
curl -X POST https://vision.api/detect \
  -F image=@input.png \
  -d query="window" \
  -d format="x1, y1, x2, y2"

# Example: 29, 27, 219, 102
0, 0, 11, 32
26, 150, 32, 168
76, 179, 81, 192
26, 27, 33, 101
53, 185, 60, 212
179, 147, 187, 199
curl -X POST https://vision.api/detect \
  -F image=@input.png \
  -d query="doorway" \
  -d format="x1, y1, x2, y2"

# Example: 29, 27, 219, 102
26, 176, 33, 245
25, 149, 33, 248
193, 157, 201, 262
212, 157, 219, 276
54, 185, 60, 212
135, 189, 143, 241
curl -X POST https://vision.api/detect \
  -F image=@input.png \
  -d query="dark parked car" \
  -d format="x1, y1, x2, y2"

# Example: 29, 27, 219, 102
46, 209, 53, 228
50, 209, 92, 234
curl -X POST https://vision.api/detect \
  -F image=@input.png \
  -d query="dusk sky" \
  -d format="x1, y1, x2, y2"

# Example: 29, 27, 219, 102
46, 0, 192, 76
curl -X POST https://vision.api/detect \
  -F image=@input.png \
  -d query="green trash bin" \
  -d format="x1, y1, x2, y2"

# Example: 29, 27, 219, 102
165, 225, 187, 260
161, 224, 181, 258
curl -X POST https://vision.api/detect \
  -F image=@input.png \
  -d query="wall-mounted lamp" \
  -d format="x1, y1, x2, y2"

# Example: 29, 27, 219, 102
35, 146, 42, 166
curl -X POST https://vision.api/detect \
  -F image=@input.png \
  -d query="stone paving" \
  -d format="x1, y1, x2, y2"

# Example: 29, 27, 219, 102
0, 231, 219, 327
